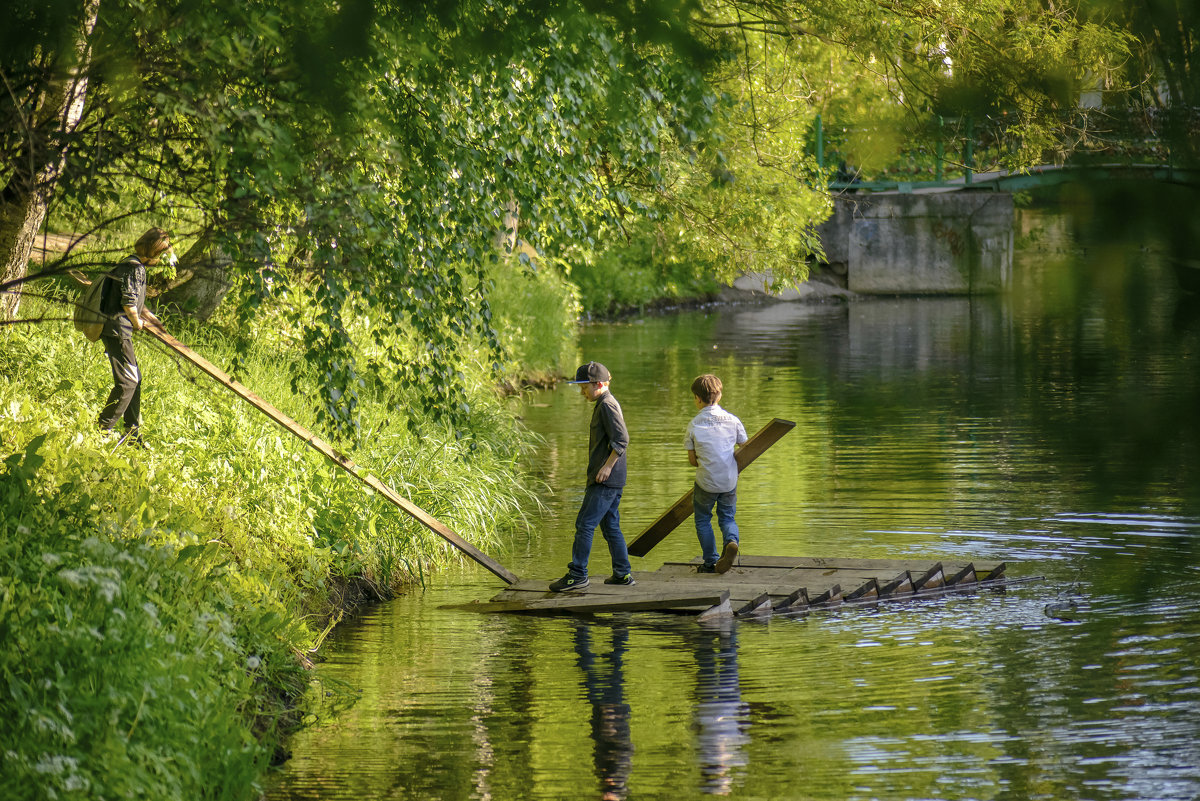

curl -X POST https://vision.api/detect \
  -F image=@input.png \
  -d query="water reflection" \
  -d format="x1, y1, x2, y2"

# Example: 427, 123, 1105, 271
570, 617, 752, 798
691, 621, 749, 795
266, 208, 1200, 801
573, 621, 634, 800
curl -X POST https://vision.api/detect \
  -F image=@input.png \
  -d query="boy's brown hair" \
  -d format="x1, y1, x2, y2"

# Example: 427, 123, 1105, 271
691, 374, 723, 405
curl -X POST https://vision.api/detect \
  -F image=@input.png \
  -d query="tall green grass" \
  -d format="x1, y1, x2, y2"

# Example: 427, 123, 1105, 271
485, 256, 581, 383
0, 279, 552, 798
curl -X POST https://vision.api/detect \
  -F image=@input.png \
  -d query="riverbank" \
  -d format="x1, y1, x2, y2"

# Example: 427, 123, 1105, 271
2, 245, 850, 798
0, 296, 539, 799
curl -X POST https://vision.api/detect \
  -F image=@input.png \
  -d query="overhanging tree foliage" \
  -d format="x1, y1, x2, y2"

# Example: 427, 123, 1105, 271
570, 0, 1135, 293
1, 0, 1173, 437
1, 0, 717, 436
1094, 0, 1199, 165
692, 0, 1133, 167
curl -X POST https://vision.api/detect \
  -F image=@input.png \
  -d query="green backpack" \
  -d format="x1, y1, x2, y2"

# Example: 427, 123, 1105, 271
73, 273, 111, 341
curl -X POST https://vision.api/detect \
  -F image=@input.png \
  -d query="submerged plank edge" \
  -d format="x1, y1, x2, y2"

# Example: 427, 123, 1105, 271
448, 591, 730, 615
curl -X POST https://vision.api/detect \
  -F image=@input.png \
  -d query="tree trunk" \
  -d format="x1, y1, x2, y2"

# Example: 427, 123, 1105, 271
492, 194, 519, 253
0, 0, 100, 319
153, 234, 233, 321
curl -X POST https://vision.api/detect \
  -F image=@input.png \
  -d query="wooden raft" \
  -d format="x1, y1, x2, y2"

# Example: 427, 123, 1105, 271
450, 556, 1013, 619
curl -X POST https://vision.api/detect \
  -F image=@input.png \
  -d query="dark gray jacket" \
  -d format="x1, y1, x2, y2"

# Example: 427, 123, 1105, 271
587, 391, 629, 487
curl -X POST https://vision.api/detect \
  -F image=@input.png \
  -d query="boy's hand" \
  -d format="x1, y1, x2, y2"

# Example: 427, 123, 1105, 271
597, 449, 620, 483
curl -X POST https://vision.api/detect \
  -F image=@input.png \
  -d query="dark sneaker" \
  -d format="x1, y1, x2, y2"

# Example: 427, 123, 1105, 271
715, 540, 739, 574
696, 563, 717, 574
549, 574, 589, 592
603, 573, 636, 586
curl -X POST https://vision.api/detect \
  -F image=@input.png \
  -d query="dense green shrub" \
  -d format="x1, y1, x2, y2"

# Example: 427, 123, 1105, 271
1, 438, 283, 799
0, 291, 542, 798
564, 229, 723, 316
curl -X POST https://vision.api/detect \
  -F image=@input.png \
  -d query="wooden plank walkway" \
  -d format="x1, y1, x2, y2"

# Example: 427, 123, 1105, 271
447, 556, 1016, 619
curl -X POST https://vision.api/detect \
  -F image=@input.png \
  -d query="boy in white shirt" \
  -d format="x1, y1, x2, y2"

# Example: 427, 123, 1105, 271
685, 374, 748, 574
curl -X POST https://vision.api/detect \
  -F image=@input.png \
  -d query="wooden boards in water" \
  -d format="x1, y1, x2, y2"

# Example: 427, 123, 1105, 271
452, 555, 1017, 618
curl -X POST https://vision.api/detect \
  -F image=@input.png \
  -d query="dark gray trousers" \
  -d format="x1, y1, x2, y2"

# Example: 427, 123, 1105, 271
98, 333, 141, 431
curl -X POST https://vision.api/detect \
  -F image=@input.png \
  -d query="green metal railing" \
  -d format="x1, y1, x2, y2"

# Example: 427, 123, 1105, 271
813, 112, 1196, 193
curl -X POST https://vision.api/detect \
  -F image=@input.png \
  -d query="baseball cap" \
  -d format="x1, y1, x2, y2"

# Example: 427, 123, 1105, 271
566, 361, 612, 383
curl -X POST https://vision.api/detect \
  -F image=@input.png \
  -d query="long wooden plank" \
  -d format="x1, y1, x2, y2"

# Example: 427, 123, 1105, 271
627, 417, 796, 557
497, 566, 894, 606
495, 582, 782, 606
143, 321, 519, 585
497, 573, 817, 606
652, 563, 802, 584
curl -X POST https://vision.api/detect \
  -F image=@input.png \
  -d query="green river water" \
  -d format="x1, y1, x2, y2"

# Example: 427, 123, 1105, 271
264, 210, 1200, 801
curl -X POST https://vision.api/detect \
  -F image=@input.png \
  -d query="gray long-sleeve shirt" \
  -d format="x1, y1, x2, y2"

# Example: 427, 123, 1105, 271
587, 391, 629, 487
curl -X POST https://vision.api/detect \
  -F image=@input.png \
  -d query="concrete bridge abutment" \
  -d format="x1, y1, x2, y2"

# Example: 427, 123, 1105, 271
818, 192, 1014, 294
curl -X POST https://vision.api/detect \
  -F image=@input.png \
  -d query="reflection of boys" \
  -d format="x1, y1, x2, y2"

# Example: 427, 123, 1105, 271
685, 374, 747, 574
694, 625, 749, 795
573, 622, 634, 801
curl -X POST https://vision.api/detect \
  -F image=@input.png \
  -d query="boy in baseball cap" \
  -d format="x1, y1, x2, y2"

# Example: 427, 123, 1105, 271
550, 362, 635, 590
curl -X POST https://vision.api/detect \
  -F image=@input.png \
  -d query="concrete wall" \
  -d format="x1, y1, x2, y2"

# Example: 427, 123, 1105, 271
818, 192, 1014, 294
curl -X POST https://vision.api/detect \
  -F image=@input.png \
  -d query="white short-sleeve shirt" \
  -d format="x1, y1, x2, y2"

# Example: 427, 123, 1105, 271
684, 404, 749, 493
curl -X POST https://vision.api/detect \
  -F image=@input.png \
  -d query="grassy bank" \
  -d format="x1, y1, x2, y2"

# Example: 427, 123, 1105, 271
0, 264, 577, 798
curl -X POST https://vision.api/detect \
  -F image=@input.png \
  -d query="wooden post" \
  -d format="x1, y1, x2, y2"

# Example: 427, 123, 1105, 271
143, 321, 520, 585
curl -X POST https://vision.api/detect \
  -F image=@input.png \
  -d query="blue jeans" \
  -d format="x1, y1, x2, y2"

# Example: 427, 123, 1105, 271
569, 484, 631, 578
693, 485, 738, 566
